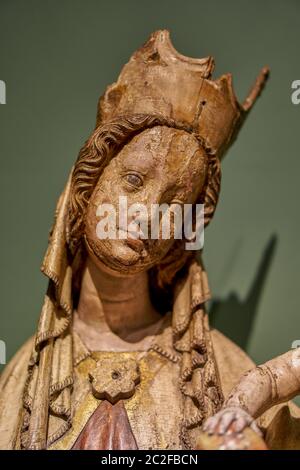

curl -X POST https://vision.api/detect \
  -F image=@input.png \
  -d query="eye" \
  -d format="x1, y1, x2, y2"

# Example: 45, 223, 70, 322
123, 173, 143, 188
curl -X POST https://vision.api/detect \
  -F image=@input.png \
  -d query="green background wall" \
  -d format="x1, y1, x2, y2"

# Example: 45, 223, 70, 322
0, 0, 299, 403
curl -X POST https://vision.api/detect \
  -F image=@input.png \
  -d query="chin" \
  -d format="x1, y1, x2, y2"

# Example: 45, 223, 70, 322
84, 236, 154, 275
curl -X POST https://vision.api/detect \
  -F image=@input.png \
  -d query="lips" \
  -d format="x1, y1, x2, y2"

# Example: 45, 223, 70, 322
118, 227, 146, 254
124, 236, 145, 253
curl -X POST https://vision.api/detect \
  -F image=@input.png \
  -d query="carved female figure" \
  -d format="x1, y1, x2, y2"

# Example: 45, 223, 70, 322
0, 30, 298, 450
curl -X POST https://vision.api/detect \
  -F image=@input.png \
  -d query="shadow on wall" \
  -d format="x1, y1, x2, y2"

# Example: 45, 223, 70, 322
209, 235, 278, 351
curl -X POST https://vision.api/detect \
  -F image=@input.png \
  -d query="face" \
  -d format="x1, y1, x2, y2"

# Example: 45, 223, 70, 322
84, 126, 207, 275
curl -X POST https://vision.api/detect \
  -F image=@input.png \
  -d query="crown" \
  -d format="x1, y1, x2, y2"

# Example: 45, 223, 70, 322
96, 30, 269, 159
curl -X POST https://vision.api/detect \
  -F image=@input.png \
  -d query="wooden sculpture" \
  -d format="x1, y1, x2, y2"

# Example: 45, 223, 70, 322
0, 30, 299, 450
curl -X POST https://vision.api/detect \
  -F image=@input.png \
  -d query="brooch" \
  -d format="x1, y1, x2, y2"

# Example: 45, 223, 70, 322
89, 356, 141, 404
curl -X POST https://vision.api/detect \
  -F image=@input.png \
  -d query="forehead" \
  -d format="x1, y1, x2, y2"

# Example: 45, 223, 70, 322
116, 126, 204, 178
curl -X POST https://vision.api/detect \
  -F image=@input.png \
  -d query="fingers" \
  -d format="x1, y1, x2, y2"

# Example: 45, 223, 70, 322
202, 415, 220, 434
202, 406, 263, 438
231, 415, 249, 434
202, 409, 237, 435
218, 411, 236, 435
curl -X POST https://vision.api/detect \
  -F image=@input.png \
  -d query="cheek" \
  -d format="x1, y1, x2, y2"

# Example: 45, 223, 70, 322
184, 164, 208, 204
87, 169, 123, 220
85, 184, 114, 243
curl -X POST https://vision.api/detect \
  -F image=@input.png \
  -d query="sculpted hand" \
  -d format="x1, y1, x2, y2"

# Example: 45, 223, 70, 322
202, 406, 262, 437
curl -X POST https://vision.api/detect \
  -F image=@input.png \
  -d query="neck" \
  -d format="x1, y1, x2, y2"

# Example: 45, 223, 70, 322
76, 257, 161, 340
